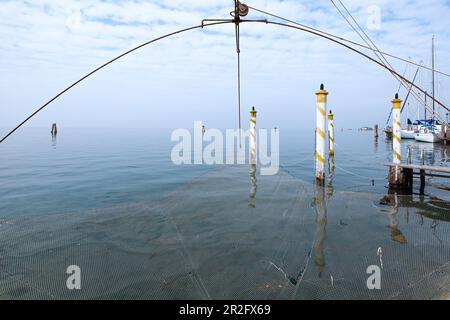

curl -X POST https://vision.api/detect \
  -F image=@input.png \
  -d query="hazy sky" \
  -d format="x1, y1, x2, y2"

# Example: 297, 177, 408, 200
1, 0, 449, 135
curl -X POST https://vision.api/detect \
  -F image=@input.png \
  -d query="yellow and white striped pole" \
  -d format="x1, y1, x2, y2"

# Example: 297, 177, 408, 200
328, 110, 335, 156
392, 94, 402, 165
315, 84, 328, 184
250, 107, 257, 165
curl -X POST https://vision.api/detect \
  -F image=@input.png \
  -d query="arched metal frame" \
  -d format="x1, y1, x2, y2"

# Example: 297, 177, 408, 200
1, 17, 448, 144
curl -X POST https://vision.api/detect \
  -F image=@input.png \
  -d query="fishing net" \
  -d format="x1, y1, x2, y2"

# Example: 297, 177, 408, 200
1, 165, 450, 300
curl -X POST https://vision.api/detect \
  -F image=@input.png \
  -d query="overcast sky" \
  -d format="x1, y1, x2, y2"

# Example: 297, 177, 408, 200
1, 0, 449, 134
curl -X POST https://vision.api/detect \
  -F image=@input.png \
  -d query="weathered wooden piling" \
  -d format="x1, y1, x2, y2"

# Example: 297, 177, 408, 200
420, 149, 426, 195
407, 145, 412, 164
250, 107, 257, 165
315, 84, 328, 185
374, 124, 379, 139
313, 183, 327, 275
328, 110, 335, 156
51, 123, 58, 136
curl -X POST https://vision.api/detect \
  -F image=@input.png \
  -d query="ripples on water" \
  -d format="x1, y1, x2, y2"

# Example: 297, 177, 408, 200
0, 128, 449, 299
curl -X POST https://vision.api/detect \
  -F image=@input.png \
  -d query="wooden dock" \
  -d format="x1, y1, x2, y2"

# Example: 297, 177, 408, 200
385, 163, 450, 194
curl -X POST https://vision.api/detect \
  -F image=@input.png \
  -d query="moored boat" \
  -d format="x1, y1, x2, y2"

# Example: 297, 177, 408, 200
414, 125, 442, 143
384, 126, 393, 139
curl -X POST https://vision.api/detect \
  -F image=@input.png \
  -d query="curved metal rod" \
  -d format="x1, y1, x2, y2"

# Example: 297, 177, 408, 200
241, 20, 449, 115
0, 21, 232, 144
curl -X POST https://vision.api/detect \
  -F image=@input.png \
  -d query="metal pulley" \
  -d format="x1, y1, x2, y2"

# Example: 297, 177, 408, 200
237, 2, 249, 17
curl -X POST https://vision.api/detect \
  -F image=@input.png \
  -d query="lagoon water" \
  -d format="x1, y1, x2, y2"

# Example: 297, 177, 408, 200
0, 128, 450, 299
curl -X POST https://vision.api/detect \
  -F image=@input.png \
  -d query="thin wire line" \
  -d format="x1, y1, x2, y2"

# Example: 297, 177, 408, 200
244, 7, 449, 123
330, 0, 430, 119
335, 0, 391, 68
250, 3, 443, 123
332, 0, 444, 124
236, 22, 243, 148
247, 4, 450, 78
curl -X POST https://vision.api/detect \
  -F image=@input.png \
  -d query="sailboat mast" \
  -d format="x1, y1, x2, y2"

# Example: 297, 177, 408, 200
432, 35, 435, 124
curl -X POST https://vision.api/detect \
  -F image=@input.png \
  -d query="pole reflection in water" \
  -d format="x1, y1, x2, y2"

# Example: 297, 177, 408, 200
313, 183, 327, 277
51, 133, 57, 148
386, 193, 408, 244
248, 164, 257, 208
441, 144, 450, 163
327, 155, 335, 198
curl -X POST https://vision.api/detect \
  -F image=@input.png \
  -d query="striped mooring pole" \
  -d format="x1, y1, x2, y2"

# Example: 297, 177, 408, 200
315, 84, 328, 184
250, 107, 257, 165
388, 93, 403, 188
328, 110, 335, 156
392, 93, 402, 165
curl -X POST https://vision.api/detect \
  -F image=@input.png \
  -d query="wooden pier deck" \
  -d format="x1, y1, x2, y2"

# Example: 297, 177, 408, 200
385, 163, 450, 194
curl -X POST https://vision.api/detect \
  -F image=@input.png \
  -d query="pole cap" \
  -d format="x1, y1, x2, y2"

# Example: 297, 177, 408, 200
316, 83, 328, 96
250, 106, 257, 116
328, 110, 334, 120
392, 93, 402, 107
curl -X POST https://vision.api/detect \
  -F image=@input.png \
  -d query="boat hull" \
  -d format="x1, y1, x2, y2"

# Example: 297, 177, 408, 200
414, 133, 441, 143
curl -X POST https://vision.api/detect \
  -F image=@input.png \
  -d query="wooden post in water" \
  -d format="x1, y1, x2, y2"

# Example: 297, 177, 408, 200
407, 146, 412, 164
374, 124, 379, 139
315, 84, 328, 185
444, 124, 449, 145
328, 110, 335, 156
51, 123, 58, 136
250, 107, 257, 165
313, 183, 327, 276
420, 149, 426, 195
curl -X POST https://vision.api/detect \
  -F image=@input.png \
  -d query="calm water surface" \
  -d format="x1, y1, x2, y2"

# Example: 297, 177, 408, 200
0, 128, 449, 299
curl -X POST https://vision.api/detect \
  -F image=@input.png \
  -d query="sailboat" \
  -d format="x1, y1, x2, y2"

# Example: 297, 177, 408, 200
401, 68, 421, 139
415, 36, 442, 143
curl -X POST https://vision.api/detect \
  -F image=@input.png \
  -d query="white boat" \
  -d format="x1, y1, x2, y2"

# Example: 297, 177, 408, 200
414, 126, 442, 143
401, 129, 416, 139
